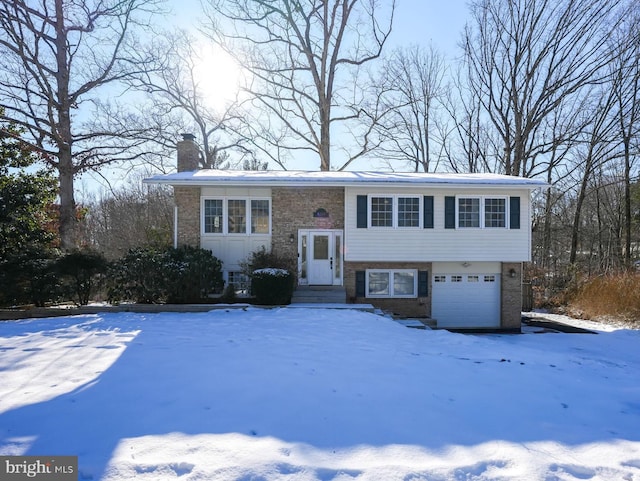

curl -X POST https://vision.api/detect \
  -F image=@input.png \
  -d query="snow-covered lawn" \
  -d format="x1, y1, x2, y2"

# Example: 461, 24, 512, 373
0, 308, 639, 481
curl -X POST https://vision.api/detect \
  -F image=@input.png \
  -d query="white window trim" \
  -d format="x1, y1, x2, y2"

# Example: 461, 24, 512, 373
365, 269, 418, 298
201, 196, 271, 235
367, 194, 422, 229
456, 195, 508, 229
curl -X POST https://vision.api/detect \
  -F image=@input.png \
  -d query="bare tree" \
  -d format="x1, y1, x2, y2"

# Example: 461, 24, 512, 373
203, 0, 395, 171
84, 180, 173, 260
463, 0, 624, 178
374, 44, 447, 172
123, 29, 260, 170
0, 0, 161, 249
568, 87, 621, 265
609, 6, 640, 266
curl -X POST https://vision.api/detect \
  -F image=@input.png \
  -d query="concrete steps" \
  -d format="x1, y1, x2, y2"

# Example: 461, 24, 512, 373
291, 286, 347, 304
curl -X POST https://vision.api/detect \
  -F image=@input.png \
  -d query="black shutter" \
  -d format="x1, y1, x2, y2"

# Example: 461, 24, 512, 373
355, 271, 366, 297
423, 196, 434, 229
510, 196, 520, 229
418, 271, 429, 296
357, 195, 367, 228
445, 196, 456, 229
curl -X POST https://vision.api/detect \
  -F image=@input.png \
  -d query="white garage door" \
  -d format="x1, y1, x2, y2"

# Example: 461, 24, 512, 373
432, 273, 501, 328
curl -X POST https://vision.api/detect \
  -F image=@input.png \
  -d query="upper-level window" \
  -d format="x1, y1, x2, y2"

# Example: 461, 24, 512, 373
228, 199, 247, 233
484, 198, 506, 228
457, 196, 507, 228
369, 195, 421, 228
204, 199, 223, 233
251, 199, 270, 234
398, 197, 420, 227
203, 197, 271, 235
371, 197, 393, 227
458, 198, 480, 227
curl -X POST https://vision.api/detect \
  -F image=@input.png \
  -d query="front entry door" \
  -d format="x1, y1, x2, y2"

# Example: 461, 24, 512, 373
308, 232, 334, 285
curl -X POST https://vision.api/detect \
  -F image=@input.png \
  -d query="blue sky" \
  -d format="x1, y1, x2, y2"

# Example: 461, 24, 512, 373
78, 0, 470, 194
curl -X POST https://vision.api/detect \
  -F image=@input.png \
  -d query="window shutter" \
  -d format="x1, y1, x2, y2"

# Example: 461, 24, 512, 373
355, 271, 366, 297
423, 196, 434, 229
418, 271, 429, 296
445, 196, 456, 229
357, 195, 367, 228
510, 196, 520, 229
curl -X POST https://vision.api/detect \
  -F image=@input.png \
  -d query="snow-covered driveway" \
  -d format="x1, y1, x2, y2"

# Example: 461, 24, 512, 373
0, 308, 639, 480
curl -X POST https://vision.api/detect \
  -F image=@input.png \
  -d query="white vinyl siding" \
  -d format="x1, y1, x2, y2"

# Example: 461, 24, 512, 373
345, 187, 531, 262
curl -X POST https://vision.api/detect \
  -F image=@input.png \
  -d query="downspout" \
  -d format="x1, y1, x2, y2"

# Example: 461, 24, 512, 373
174, 206, 178, 248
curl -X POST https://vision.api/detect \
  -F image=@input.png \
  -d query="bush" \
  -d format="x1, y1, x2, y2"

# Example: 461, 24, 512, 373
165, 246, 223, 303
251, 268, 294, 305
568, 273, 640, 322
107, 246, 223, 304
56, 249, 108, 305
0, 247, 61, 307
242, 246, 297, 279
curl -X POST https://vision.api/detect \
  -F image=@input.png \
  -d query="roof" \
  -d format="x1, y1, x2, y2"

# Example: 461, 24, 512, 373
143, 170, 549, 189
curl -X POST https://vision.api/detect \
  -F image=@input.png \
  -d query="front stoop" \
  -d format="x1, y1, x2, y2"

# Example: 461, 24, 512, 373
289, 286, 375, 312
291, 286, 347, 304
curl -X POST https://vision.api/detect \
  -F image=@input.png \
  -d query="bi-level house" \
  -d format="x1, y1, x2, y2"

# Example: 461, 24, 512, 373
145, 134, 547, 331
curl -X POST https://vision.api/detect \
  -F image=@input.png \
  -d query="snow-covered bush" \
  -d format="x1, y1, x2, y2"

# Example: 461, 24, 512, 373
251, 268, 294, 305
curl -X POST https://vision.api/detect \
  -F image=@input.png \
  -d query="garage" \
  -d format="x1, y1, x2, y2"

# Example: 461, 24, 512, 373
432, 271, 501, 328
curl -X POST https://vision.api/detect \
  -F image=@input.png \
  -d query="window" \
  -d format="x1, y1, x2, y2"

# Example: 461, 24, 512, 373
368, 271, 390, 296
202, 197, 271, 235
371, 197, 393, 227
368, 195, 421, 228
451, 275, 463, 283
204, 199, 223, 233
468, 275, 479, 282
434, 275, 446, 283
227, 200, 246, 233
458, 198, 480, 227
366, 269, 417, 298
251, 200, 270, 233
228, 271, 249, 295
457, 196, 508, 228
398, 197, 420, 227
484, 275, 496, 282
484, 198, 506, 228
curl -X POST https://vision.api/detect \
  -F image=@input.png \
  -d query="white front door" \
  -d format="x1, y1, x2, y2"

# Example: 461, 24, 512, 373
301, 230, 342, 286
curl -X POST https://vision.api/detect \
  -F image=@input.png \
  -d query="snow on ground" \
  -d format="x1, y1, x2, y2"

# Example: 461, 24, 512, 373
0, 308, 639, 481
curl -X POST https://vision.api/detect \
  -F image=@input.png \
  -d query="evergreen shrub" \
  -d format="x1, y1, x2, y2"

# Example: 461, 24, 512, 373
107, 246, 223, 304
251, 268, 294, 305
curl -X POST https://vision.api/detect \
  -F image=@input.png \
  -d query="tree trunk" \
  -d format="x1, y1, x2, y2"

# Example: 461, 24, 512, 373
570, 153, 594, 265
319, 100, 331, 171
55, 0, 76, 250
623, 138, 632, 267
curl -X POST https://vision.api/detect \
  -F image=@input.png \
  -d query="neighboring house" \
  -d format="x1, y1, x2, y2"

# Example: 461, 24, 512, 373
144, 134, 548, 331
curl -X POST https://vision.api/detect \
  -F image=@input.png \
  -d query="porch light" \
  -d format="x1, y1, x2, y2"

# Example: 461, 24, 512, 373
509, 268, 517, 278
289, 233, 295, 243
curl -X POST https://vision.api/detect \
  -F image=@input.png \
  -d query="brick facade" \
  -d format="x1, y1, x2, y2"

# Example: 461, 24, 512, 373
500, 262, 522, 330
345, 261, 432, 318
174, 186, 200, 247
271, 186, 345, 260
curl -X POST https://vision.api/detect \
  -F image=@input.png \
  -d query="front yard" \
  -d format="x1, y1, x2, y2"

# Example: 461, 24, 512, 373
0, 308, 639, 480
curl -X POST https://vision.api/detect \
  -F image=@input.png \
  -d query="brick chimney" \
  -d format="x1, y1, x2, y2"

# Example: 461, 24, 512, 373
177, 133, 199, 172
